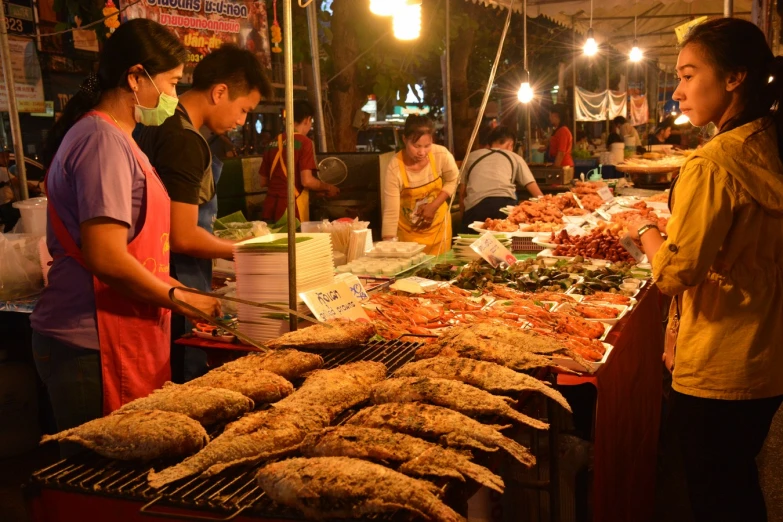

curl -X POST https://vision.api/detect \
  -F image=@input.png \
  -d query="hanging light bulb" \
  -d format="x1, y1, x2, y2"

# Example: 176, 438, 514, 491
393, 2, 422, 40
674, 114, 690, 125
584, 28, 598, 56
518, 82, 534, 103
630, 40, 643, 62
370, 0, 405, 17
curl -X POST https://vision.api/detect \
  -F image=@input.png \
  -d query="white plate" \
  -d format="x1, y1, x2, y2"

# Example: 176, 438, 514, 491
552, 342, 614, 374
553, 301, 630, 325
532, 237, 558, 249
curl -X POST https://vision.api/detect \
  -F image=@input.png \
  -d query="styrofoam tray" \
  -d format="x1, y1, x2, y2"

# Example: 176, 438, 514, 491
365, 243, 426, 258
552, 342, 614, 374
338, 255, 435, 278
553, 301, 630, 325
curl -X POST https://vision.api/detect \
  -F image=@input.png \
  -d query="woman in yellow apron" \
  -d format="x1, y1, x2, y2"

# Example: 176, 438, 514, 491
381, 115, 459, 255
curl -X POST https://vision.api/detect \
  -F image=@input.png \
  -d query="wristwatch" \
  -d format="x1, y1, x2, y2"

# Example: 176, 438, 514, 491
637, 223, 659, 238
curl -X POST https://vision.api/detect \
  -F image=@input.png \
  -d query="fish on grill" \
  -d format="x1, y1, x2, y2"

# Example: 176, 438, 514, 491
416, 338, 558, 372
114, 384, 254, 425
215, 349, 324, 380
348, 403, 536, 468
265, 319, 376, 350
41, 410, 208, 461
371, 377, 548, 430
148, 362, 387, 488
462, 323, 565, 354
300, 426, 504, 493
256, 457, 465, 522
185, 368, 293, 404
394, 357, 572, 412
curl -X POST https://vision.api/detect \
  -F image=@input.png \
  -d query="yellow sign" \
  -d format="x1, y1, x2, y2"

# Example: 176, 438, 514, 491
675, 16, 708, 43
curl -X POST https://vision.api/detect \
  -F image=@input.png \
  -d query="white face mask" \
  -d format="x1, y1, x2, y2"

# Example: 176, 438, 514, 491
133, 69, 178, 126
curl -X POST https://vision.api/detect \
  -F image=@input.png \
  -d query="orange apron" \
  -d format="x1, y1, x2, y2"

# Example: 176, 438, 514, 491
46, 110, 172, 415
396, 151, 452, 256
267, 133, 310, 221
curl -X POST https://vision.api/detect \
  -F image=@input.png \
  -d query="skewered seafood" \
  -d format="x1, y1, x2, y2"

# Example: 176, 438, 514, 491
256, 457, 464, 522
42, 410, 208, 461
371, 377, 548, 430
265, 319, 375, 350
114, 384, 254, 425
300, 426, 504, 493
348, 403, 536, 467
394, 357, 571, 412
185, 368, 294, 404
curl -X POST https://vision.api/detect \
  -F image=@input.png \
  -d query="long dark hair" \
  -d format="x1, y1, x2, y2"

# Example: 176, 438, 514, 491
681, 18, 783, 159
43, 19, 187, 167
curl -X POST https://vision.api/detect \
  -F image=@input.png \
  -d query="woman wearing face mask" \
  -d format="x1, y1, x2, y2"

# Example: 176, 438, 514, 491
32, 19, 220, 448
381, 115, 459, 255
628, 18, 783, 522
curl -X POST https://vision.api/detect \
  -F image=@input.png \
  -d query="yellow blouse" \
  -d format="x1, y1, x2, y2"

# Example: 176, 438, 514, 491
653, 118, 783, 400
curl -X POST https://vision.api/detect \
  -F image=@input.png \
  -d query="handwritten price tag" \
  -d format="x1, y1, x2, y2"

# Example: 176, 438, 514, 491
595, 209, 612, 221
471, 232, 517, 269
565, 224, 588, 237
619, 235, 646, 263
300, 282, 369, 322
597, 187, 614, 202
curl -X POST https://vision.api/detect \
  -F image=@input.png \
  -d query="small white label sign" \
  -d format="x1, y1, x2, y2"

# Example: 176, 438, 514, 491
595, 209, 612, 221
565, 224, 588, 237
619, 235, 646, 263
300, 282, 369, 322
597, 187, 614, 202
571, 193, 585, 209
471, 232, 517, 269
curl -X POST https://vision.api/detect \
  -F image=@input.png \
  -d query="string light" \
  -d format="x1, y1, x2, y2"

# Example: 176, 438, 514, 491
518, 82, 534, 103
674, 114, 690, 125
518, 0, 533, 103
392, 1, 421, 40
629, 7, 643, 62
369, 0, 405, 16
583, 0, 597, 56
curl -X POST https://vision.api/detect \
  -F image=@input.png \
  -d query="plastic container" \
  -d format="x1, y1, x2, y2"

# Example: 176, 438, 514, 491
300, 221, 322, 233
12, 197, 47, 236
610, 143, 625, 166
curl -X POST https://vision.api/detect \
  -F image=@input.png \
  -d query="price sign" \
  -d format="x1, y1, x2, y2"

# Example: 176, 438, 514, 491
4, 0, 34, 35
571, 193, 585, 209
300, 282, 369, 322
597, 187, 614, 202
619, 235, 646, 263
595, 209, 612, 221
565, 224, 588, 237
470, 232, 517, 269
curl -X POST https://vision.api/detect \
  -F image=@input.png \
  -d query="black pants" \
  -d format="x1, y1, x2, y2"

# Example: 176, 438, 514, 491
669, 389, 783, 522
461, 196, 518, 234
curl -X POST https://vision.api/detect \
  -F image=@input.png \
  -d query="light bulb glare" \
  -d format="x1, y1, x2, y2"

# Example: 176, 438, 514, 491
630, 46, 643, 62
674, 114, 690, 125
518, 82, 534, 103
370, 0, 405, 16
584, 37, 598, 56
393, 3, 421, 40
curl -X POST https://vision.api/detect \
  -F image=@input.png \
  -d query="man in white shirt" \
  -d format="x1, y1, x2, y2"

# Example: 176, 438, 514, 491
458, 126, 543, 233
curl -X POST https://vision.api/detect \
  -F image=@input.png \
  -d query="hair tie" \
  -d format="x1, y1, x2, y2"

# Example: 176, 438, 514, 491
80, 73, 101, 97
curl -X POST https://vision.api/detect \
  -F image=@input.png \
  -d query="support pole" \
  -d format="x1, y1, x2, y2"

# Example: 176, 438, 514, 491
605, 52, 610, 135
306, 1, 327, 152
0, 10, 28, 200
283, 0, 297, 331
724, 0, 734, 17
444, 0, 454, 153
572, 19, 577, 147
523, 0, 530, 163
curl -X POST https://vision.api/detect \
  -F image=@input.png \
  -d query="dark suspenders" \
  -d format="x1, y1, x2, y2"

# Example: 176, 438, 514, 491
465, 149, 517, 184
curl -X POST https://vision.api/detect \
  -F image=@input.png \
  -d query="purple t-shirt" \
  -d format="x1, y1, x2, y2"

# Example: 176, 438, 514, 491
31, 115, 151, 350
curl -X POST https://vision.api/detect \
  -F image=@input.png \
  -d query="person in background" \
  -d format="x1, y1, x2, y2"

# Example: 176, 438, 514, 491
546, 104, 574, 167
259, 100, 339, 222
459, 126, 543, 232
648, 119, 673, 145
135, 45, 272, 382
575, 131, 595, 152
31, 19, 220, 453
382, 115, 458, 255
612, 116, 641, 147
629, 18, 783, 522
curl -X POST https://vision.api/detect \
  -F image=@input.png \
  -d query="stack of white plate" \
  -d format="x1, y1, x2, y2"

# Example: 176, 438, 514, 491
233, 233, 334, 341
452, 234, 512, 262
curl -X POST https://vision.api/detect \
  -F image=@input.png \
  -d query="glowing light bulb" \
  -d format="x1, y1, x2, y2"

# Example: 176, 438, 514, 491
518, 82, 534, 103
393, 3, 421, 40
630, 46, 643, 63
583, 29, 598, 56
674, 114, 690, 125
370, 0, 405, 16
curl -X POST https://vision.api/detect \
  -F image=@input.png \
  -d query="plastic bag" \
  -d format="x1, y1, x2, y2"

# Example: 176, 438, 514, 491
213, 221, 270, 241
0, 233, 43, 300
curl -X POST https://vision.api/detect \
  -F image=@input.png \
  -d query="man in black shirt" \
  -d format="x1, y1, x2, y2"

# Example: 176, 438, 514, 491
135, 45, 272, 381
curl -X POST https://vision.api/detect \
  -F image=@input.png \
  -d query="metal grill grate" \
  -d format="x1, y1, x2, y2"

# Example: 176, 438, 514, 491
30, 338, 426, 519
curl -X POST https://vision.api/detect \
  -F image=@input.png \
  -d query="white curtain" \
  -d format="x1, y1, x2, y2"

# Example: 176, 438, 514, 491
575, 88, 628, 122
608, 91, 627, 120
629, 95, 649, 126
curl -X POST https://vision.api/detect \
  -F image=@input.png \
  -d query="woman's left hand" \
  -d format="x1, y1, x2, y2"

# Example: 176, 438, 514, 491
626, 218, 656, 240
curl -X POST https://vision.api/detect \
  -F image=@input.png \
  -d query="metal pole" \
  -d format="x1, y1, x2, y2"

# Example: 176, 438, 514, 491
572, 19, 577, 146
0, 12, 28, 200
283, 0, 297, 331
306, 1, 327, 153
724, 0, 734, 17
605, 52, 610, 135
523, 0, 531, 163
444, 0, 454, 153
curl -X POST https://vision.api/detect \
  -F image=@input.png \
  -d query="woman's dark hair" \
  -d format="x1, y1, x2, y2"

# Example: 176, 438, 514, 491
488, 125, 517, 146
402, 115, 435, 143
613, 116, 627, 126
681, 18, 783, 157
43, 19, 187, 167
550, 104, 568, 129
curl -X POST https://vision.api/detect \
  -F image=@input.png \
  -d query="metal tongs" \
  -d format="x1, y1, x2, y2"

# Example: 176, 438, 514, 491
169, 287, 329, 352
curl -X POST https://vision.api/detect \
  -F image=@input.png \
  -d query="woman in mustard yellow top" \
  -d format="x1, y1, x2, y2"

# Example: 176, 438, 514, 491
630, 19, 783, 522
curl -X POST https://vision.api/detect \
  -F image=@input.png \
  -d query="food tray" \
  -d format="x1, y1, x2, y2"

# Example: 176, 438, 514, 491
552, 301, 630, 325
531, 236, 558, 249
468, 221, 521, 234
552, 342, 614, 374
566, 282, 641, 299
337, 255, 435, 278
562, 292, 638, 310
365, 242, 426, 258
512, 232, 547, 253
614, 165, 681, 175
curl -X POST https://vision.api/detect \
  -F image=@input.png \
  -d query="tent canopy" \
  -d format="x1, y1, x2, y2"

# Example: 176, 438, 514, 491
469, 0, 755, 66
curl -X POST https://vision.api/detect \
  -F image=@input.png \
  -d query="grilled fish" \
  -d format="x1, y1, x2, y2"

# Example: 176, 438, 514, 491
256, 457, 464, 522
395, 357, 571, 412
300, 426, 504, 493
463, 323, 565, 354
42, 410, 208, 461
215, 349, 324, 380
416, 338, 558, 372
265, 319, 376, 350
114, 384, 254, 425
371, 377, 548, 430
185, 368, 293, 404
148, 362, 387, 488
348, 403, 536, 468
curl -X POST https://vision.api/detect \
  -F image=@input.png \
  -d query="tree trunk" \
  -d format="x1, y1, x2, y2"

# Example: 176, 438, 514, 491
450, 24, 476, 160
327, 2, 363, 152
